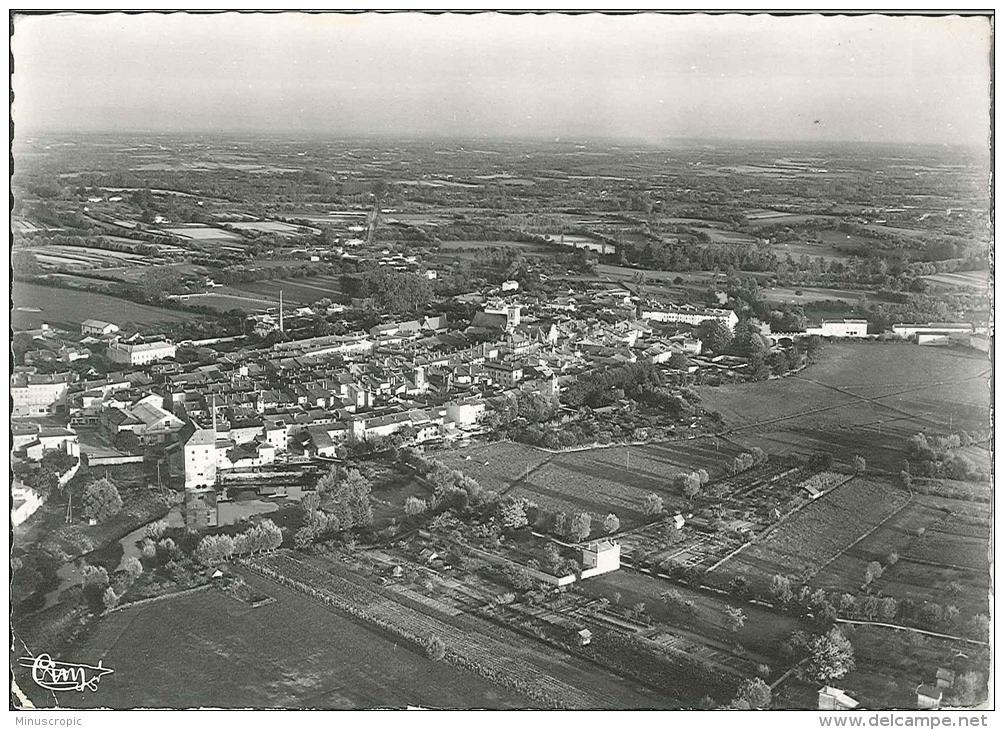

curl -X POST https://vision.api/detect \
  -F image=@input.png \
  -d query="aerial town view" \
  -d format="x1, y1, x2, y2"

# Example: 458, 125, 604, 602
8, 10, 993, 716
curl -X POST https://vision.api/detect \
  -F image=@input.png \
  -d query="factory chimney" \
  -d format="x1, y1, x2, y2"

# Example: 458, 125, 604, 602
279, 290, 284, 332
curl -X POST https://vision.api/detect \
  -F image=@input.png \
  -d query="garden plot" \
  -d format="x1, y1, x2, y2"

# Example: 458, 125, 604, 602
727, 478, 910, 590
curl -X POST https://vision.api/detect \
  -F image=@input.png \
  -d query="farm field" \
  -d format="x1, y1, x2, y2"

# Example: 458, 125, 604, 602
432, 441, 555, 494
260, 552, 670, 708
746, 213, 838, 226
43, 571, 529, 710
921, 270, 990, 291
700, 343, 991, 470
691, 227, 757, 244
765, 285, 871, 305
526, 440, 744, 526
437, 438, 742, 528
174, 292, 274, 313
815, 228, 880, 252
582, 568, 806, 662
810, 492, 991, 618
725, 478, 911, 590
12, 283, 200, 331
227, 275, 345, 305
226, 220, 307, 235
862, 223, 929, 238
833, 624, 988, 710
30, 244, 158, 270
773, 239, 858, 263
159, 225, 242, 241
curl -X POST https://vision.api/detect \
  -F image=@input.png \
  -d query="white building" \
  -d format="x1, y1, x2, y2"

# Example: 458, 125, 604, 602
11, 484, 43, 527
184, 417, 287, 489
184, 428, 218, 489
642, 306, 739, 332
580, 539, 621, 578
16, 425, 80, 461
81, 319, 120, 337
818, 686, 860, 711
11, 372, 71, 417
806, 319, 869, 338
483, 303, 522, 329
445, 398, 487, 427
107, 340, 177, 366
892, 322, 973, 338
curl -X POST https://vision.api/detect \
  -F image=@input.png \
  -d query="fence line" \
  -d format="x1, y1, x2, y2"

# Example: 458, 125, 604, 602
103, 583, 213, 615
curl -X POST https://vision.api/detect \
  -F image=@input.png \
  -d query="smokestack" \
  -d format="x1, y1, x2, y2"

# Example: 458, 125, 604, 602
279, 290, 284, 332
211, 394, 218, 433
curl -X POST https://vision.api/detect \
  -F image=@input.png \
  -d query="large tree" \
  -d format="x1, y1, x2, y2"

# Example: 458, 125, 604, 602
641, 492, 664, 516
602, 513, 620, 534
803, 628, 856, 682
569, 512, 592, 541
696, 319, 734, 354
82, 477, 123, 523
496, 498, 529, 530
731, 677, 772, 710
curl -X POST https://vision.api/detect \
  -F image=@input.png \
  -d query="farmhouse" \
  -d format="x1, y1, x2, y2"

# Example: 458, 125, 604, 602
81, 319, 120, 337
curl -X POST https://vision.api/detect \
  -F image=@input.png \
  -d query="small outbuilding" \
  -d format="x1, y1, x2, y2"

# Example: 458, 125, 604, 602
917, 684, 943, 710
818, 686, 860, 711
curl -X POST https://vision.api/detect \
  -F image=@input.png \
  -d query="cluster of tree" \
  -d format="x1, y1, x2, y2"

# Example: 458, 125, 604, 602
725, 448, 768, 477
539, 541, 582, 578
768, 304, 809, 333
695, 319, 734, 354
509, 409, 679, 451
12, 453, 79, 498
783, 627, 856, 683
294, 467, 374, 547
906, 432, 990, 482
399, 449, 489, 514
342, 269, 432, 313
495, 497, 531, 531
765, 572, 989, 640
195, 520, 284, 565
618, 238, 778, 273
673, 468, 710, 499
215, 261, 337, 285
481, 392, 559, 432
562, 361, 667, 409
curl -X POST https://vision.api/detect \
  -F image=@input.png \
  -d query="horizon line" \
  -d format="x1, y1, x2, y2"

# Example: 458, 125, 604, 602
12, 127, 988, 151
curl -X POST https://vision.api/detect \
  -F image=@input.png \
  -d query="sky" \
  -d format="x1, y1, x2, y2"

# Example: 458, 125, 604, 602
11, 12, 993, 146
